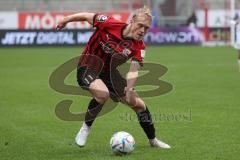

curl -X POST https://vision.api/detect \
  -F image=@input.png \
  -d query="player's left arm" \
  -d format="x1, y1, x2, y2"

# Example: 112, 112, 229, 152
125, 42, 145, 92
125, 60, 141, 92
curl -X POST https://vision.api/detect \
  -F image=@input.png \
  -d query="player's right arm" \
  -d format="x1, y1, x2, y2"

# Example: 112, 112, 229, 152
56, 12, 95, 30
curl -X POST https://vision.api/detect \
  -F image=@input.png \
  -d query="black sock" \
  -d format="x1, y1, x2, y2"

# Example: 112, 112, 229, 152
85, 99, 103, 127
137, 107, 156, 139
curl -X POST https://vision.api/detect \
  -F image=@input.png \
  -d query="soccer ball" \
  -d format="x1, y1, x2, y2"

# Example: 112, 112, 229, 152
110, 131, 135, 155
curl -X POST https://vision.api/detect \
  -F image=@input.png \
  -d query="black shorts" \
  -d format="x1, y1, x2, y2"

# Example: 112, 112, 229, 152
77, 66, 127, 102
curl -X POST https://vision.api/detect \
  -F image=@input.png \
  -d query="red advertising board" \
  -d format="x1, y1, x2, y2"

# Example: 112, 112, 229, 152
18, 12, 131, 29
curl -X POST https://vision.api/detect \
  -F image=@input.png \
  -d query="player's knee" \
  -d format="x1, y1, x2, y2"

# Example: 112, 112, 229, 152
126, 97, 146, 112
125, 96, 140, 109
132, 105, 146, 113
95, 91, 109, 104
125, 98, 136, 107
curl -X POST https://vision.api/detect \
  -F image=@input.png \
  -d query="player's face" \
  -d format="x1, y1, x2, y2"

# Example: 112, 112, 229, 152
132, 15, 152, 41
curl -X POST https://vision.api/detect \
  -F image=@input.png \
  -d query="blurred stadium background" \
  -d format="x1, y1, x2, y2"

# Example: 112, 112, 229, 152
0, 0, 239, 46
1, 1, 240, 160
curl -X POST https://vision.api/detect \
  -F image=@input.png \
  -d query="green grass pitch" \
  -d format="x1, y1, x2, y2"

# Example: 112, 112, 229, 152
0, 46, 240, 160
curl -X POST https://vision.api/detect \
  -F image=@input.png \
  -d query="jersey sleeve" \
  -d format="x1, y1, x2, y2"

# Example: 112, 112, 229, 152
93, 13, 119, 30
131, 42, 146, 66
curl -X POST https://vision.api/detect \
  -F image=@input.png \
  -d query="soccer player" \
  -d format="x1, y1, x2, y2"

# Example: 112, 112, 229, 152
232, 13, 240, 71
236, 27, 240, 72
56, 6, 171, 149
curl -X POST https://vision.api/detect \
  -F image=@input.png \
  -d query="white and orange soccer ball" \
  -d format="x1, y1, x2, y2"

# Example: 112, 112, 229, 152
110, 131, 135, 155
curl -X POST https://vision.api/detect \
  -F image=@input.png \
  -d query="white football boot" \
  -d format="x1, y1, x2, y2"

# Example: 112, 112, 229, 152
75, 123, 91, 147
149, 138, 171, 149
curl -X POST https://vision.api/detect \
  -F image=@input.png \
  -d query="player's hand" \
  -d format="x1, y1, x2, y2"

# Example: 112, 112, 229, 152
124, 87, 137, 106
124, 87, 133, 93
56, 18, 67, 30
124, 87, 134, 101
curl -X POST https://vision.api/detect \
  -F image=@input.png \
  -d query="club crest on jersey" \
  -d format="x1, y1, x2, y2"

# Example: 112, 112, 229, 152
123, 48, 131, 56
98, 15, 109, 22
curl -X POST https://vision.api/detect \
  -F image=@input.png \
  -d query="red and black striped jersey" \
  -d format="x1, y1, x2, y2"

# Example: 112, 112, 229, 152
79, 13, 146, 72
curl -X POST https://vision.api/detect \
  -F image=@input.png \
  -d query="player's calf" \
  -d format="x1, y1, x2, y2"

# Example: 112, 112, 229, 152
124, 94, 171, 149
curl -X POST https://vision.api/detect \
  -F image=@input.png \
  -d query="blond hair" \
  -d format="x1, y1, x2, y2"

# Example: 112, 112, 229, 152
132, 6, 153, 19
